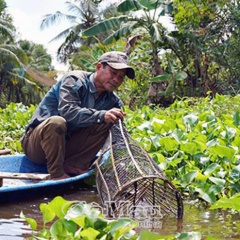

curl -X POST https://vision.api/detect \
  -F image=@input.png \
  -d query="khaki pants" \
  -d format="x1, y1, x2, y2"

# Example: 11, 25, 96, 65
21, 116, 111, 178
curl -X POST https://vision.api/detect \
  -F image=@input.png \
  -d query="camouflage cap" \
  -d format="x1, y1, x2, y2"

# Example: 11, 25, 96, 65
99, 51, 135, 79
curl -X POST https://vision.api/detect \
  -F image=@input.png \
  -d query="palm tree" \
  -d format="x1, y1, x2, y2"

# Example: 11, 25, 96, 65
0, 0, 57, 107
0, 40, 50, 107
0, 6, 26, 106
40, 0, 102, 63
0, 12, 52, 106
18, 40, 57, 88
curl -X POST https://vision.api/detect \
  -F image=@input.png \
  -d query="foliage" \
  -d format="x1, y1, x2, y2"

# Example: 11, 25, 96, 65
20, 196, 137, 239
210, 193, 240, 212
1, 95, 240, 209
21, 196, 205, 240
0, 2, 55, 107
0, 102, 36, 153
0, 1, 26, 107
40, 0, 118, 63
69, 41, 128, 72
0, 39, 54, 107
172, 0, 240, 96
18, 40, 52, 72
1, 0, 239, 109
69, 40, 150, 107
3, 0, 238, 108
82, 0, 177, 105
124, 94, 240, 205
80, 0, 240, 106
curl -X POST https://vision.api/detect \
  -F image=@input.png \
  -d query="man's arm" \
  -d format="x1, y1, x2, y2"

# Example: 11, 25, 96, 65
58, 74, 106, 128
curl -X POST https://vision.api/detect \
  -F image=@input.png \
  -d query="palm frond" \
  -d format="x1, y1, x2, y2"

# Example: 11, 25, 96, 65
103, 24, 133, 44
0, 23, 14, 42
9, 71, 39, 86
40, 11, 76, 30
66, 0, 98, 16
82, 16, 129, 36
0, 46, 21, 65
49, 30, 69, 43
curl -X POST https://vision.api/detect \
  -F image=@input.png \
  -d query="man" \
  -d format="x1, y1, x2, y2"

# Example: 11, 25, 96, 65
21, 51, 135, 180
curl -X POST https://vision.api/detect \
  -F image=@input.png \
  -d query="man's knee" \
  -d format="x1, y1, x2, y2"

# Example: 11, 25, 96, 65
93, 123, 112, 133
45, 116, 67, 135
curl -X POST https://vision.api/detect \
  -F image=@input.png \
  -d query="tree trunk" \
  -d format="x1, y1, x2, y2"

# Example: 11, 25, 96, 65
147, 46, 173, 106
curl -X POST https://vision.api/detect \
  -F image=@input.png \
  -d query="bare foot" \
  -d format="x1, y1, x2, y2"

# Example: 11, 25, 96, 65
63, 164, 88, 176
51, 173, 70, 180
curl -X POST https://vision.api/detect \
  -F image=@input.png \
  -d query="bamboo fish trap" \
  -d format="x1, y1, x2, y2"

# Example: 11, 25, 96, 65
95, 120, 183, 219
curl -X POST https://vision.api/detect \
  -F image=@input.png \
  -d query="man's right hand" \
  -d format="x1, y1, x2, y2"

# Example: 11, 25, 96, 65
104, 108, 126, 124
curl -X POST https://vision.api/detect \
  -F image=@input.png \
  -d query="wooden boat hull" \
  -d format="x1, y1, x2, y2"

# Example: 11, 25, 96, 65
0, 154, 94, 203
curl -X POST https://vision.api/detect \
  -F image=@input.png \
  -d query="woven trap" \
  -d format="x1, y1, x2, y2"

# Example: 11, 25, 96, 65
95, 120, 183, 219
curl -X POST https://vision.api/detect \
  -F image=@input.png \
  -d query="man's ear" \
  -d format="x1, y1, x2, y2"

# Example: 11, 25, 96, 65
96, 62, 102, 71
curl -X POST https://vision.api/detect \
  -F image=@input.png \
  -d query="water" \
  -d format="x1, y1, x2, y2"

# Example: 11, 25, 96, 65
0, 187, 240, 239
0, 186, 99, 240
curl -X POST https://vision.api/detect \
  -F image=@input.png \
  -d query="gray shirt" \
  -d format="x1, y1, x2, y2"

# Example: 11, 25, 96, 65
26, 70, 123, 133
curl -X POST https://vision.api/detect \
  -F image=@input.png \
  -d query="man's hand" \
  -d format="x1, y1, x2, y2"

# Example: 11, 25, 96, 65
104, 108, 126, 124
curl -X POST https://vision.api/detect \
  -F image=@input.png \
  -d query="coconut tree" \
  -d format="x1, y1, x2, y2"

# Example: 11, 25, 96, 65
0, 39, 50, 107
0, 0, 56, 107
40, 0, 103, 63
0, 6, 26, 106
0, 11, 51, 106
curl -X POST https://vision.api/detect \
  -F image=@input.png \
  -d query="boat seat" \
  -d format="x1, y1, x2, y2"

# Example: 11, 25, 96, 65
0, 172, 50, 187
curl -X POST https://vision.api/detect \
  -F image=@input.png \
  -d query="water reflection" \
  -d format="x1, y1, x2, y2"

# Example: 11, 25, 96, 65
0, 218, 31, 240
0, 187, 240, 239
0, 187, 99, 239
162, 204, 240, 239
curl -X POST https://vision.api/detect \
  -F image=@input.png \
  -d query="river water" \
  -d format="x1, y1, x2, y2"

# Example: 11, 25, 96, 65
0, 186, 240, 240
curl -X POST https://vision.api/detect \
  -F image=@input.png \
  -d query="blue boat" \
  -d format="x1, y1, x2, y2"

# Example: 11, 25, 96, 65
0, 154, 95, 203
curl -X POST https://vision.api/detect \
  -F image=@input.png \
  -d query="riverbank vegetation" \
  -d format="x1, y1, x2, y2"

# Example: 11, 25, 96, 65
0, 0, 239, 238
1, 94, 239, 209
20, 196, 203, 239
0, 0, 239, 108
1, 97, 238, 238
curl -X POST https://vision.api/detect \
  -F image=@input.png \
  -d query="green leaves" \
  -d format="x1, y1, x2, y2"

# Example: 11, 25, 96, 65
182, 170, 198, 187
117, 0, 143, 12
20, 211, 37, 230
149, 22, 162, 42
229, 164, 240, 182
159, 137, 179, 152
0, 103, 36, 153
82, 16, 128, 36
233, 111, 240, 126
22, 196, 139, 239
117, 0, 164, 12
78, 227, 100, 239
182, 114, 199, 130
22, 196, 211, 239
40, 203, 56, 225
4, 95, 240, 214
125, 95, 240, 207
210, 193, 240, 212
208, 145, 236, 161
150, 74, 172, 82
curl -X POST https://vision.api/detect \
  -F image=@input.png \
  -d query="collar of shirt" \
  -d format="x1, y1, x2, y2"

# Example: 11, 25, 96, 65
89, 73, 99, 100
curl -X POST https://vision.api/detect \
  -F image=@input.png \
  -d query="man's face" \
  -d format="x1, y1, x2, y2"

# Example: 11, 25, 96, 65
95, 63, 126, 93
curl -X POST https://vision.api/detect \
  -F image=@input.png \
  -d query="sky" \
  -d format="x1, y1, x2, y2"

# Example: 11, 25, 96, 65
6, 0, 71, 71
6, 0, 174, 72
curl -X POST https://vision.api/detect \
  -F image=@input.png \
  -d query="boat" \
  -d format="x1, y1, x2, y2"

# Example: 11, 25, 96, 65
0, 154, 96, 203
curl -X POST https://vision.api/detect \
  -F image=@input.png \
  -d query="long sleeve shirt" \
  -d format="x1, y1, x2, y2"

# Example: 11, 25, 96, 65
26, 70, 123, 133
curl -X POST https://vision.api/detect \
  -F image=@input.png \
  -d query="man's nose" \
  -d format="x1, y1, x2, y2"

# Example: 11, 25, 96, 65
113, 75, 124, 83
